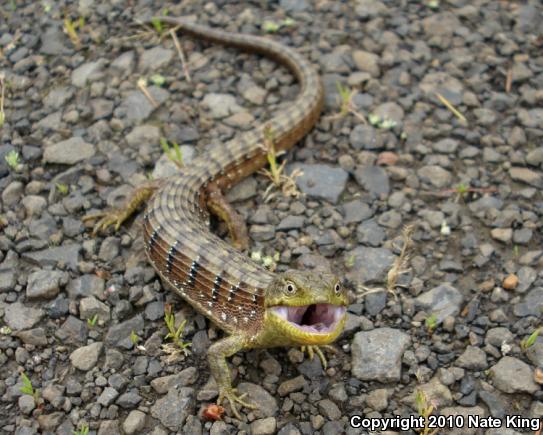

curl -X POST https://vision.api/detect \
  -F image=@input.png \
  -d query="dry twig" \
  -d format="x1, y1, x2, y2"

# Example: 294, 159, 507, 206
435, 92, 467, 122
387, 224, 414, 292
170, 28, 192, 83
137, 78, 159, 108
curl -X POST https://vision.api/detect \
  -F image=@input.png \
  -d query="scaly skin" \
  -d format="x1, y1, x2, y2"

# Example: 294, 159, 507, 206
85, 17, 348, 419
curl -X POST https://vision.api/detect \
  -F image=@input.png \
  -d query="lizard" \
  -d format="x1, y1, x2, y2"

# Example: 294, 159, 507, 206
84, 16, 348, 419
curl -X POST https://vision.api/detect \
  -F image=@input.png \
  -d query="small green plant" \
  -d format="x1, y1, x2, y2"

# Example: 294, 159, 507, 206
4, 150, 19, 170
0, 325, 12, 335
74, 422, 89, 435
164, 304, 191, 355
262, 21, 280, 33
425, 314, 438, 333
513, 245, 520, 257
64, 16, 85, 49
521, 328, 540, 351
151, 17, 163, 34
345, 254, 356, 268
130, 330, 140, 346
20, 372, 40, 404
160, 137, 184, 168
262, 17, 295, 33
150, 74, 165, 86
327, 82, 367, 124
415, 389, 438, 435
369, 113, 397, 129
251, 251, 279, 271
56, 183, 69, 195
87, 314, 98, 327
258, 124, 302, 201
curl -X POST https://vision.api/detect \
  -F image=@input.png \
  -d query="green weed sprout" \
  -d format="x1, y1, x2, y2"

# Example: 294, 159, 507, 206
20, 372, 40, 404
425, 314, 438, 333
87, 314, 98, 327
160, 137, 184, 168
56, 183, 69, 195
74, 422, 89, 435
130, 330, 140, 346
521, 329, 540, 351
164, 304, 191, 355
415, 389, 438, 435
5, 150, 19, 170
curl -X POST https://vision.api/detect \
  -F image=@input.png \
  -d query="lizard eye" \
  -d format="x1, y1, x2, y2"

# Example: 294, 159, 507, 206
285, 281, 297, 295
334, 282, 341, 294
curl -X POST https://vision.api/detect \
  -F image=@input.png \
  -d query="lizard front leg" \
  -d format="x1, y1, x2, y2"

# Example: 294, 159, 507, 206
208, 333, 257, 419
301, 344, 337, 369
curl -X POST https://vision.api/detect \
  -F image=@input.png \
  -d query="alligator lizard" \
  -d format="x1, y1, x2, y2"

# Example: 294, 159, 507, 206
85, 17, 348, 418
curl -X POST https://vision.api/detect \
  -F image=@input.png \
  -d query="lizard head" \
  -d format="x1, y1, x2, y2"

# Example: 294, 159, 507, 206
264, 269, 348, 345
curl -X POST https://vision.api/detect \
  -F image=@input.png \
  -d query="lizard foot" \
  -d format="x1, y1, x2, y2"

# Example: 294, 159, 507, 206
217, 387, 257, 420
83, 183, 159, 236
300, 345, 337, 369
83, 209, 132, 236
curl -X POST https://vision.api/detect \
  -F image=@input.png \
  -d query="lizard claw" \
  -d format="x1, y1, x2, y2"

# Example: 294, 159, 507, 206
217, 387, 257, 420
300, 345, 336, 369
83, 209, 129, 236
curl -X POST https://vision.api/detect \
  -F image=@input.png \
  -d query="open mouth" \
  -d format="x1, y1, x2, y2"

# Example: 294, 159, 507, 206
269, 303, 346, 334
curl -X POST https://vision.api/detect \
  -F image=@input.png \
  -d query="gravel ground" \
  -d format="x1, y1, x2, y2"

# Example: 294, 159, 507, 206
1, 0, 543, 434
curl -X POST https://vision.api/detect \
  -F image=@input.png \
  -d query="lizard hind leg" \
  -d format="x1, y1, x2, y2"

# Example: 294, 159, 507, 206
83, 181, 160, 236
205, 183, 250, 251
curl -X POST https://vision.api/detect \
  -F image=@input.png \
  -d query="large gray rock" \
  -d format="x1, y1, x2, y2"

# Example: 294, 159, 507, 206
201, 93, 242, 119
351, 327, 410, 382
290, 164, 348, 204
417, 165, 452, 189
513, 287, 543, 317
509, 167, 543, 188
346, 247, 395, 284
455, 346, 488, 370
150, 387, 194, 431
237, 382, 278, 418
4, 302, 44, 331
139, 47, 173, 71
105, 315, 144, 349
123, 410, 147, 434
150, 367, 198, 394
415, 283, 463, 323
490, 357, 539, 394
354, 166, 390, 197
71, 60, 104, 87
117, 87, 169, 123
69, 342, 103, 371
44, 137, 95, 165
26, 270, 67, 299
